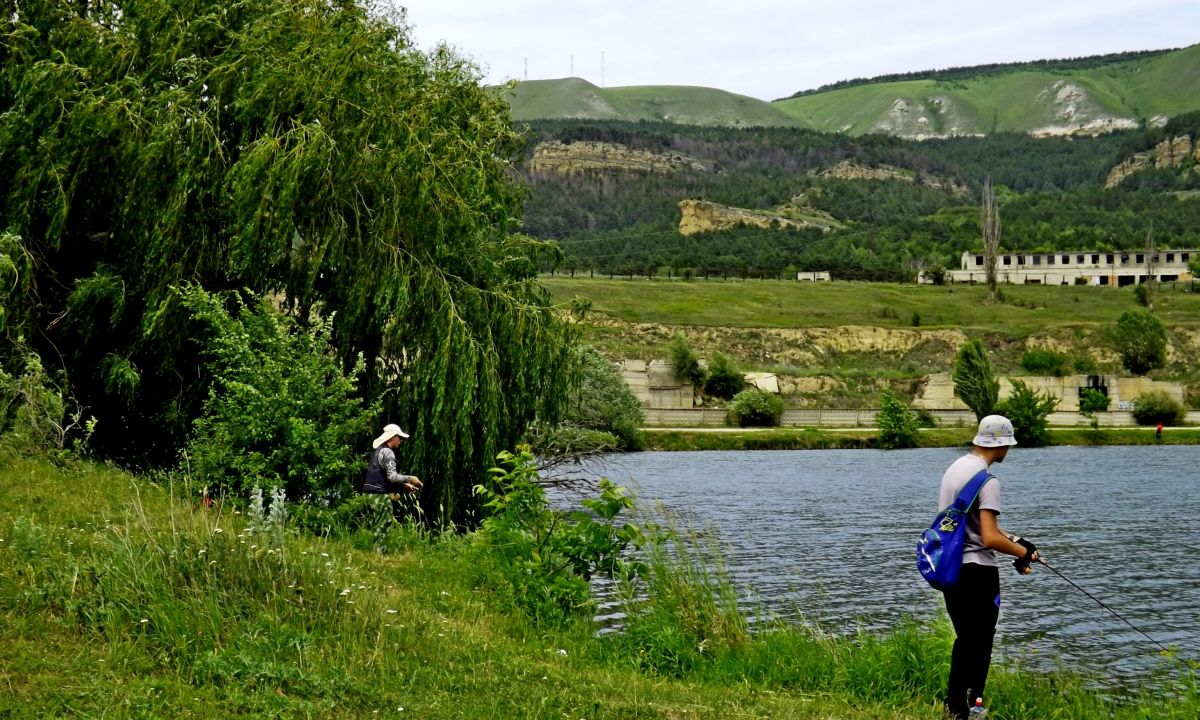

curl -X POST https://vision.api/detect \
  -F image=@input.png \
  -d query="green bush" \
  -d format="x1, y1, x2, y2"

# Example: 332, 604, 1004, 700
727, 389, 784, 427
874, 389, 920, 449
996, 379, 1058, 447
474, 449, 647, 625
953, 338, 999, 422
181, 287, 375, 504
1112, 310, 1167, 375
668, 333, 707, 388
1133, 283, 1150, 307
1020, 348, 1068, 376
559, 345, 645, 450
1078, 388, 1111, 430
703, 352, 745, 400
1131, 390, 1185, 426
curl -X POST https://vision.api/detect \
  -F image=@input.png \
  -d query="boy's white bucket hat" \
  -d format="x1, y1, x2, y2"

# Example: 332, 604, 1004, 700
973, 414, 1018, 447
372, 423, 410, 449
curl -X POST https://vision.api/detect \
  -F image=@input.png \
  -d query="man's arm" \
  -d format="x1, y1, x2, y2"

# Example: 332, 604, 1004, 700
381, 448, 420, 491
979, 509, 1038, 561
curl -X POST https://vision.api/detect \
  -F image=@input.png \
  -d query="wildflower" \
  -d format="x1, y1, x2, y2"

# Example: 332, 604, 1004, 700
213, 528, 223, 534
557, 649, 567, 656
386, 609, 398, 614
320, 552, 329, 557
139, 618, 149, 624
340, 589, 351, 596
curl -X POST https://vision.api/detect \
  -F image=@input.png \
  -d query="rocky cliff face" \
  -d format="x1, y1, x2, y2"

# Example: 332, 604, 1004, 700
527, 140, 707, 175
1106, 134, 1200, 187
813, 160, 967, 194
677, 199, 841, 236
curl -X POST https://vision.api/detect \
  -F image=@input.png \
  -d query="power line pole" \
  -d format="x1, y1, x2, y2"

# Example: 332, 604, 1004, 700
523, 57, 528, 81
601, 50, 605, 87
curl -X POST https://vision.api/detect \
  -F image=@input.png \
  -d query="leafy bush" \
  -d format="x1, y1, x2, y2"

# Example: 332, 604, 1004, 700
474, 449, 647, 625
668, 333, 707, 388
996, 379, 1058, 447
1112, 310, 1167, 375
953, 339, 999, 422
559, 345, 645, 450
1133, 283, 1150, 307
1131, 390, 1185, 426
727, 389, 784, 427
181, 287, 375, 504
703, 352, 745, 400
0, 341, 94, 458
1078, 388, 1111, 430
874, 389, 920, 449
1020, 348, 1068, 376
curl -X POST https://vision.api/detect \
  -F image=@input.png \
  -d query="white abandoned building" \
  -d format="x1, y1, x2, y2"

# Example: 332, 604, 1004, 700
930, 249, 1198, 286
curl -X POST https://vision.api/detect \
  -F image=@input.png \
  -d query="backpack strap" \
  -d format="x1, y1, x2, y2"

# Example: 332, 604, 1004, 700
951, 467, 993, 514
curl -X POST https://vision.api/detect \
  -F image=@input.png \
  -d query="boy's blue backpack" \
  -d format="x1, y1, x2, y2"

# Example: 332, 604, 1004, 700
917, 468, 992, 591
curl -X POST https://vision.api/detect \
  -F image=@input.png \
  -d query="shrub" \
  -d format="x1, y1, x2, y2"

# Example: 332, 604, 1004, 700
727, 389, 784, 427
703, 352, 745, 400
995, 379, 1058, 447
1112, 310, 1167, 375
1131, 390, 1185, 426
1020, 348, 1068, 377
1078, 388, 1111, 431
875, 389, 920, 449
1134, 283, 1150, 307
474, 449, 647, 625
668, 333, 707, 388
560, 345, 645, 450
953, 339, 999, 422
181, 287, 375, 505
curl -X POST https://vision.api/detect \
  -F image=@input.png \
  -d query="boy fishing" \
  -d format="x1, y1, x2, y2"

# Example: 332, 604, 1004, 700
937, 415, 1042, 719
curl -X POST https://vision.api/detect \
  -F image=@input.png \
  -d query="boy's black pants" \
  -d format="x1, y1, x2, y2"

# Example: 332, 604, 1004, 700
942, 562, 1000, 719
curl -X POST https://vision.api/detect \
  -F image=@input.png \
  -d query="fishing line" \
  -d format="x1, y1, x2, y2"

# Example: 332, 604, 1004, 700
1037, 558, 1194, 668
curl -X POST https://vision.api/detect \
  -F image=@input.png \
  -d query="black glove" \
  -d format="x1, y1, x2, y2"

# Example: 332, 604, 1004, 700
1013, 537, 1038, 574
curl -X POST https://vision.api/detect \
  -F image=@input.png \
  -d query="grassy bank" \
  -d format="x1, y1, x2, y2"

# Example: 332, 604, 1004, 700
643, 427, 1200, 451
2, 449, 1195, 718
543, 277, 1200, 335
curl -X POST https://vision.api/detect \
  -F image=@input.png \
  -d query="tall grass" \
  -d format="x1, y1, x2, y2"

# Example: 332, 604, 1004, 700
2, 448, 1197, 718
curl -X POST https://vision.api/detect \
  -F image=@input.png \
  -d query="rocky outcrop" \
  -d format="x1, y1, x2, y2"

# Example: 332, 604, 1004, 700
814, 160, 968, 194
1029, 81, 1138, 138
868, 96, 982, 140
1107, 134, 1200, 187
677, 199, 841, 236
589, 315, 969, 367
1155, 135, 1195, 168
527, 140, 706, 175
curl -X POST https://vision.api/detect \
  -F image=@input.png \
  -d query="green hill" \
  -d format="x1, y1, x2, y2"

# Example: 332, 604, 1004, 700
501, 77, 804, 127
775, 44, 1200, 137
502, 46, 1200, 137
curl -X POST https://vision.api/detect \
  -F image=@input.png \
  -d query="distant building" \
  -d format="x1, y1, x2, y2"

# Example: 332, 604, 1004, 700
796, 271, 832, 281
923, 249, 1198, 286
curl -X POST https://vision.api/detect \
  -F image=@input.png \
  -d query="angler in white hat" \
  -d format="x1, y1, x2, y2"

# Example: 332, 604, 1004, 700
935, 414, 1044, 720
361, 423, 422, 496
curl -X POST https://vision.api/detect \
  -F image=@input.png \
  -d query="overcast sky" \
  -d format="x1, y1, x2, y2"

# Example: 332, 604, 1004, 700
392, 1, 1199, 100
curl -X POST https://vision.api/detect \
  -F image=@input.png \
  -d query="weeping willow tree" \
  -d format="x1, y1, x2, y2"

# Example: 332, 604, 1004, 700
0, 0, 573, 524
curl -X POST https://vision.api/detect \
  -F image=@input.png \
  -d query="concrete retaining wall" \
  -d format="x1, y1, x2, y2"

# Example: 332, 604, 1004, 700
644, 408, 1200, 428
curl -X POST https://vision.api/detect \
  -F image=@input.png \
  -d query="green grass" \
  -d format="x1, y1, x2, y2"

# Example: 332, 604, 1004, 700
2, 449, 1197, 718
544, 276, 1200, 333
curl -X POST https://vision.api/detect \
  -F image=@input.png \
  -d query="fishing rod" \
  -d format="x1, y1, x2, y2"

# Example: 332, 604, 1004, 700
1037, 558, 1194, 668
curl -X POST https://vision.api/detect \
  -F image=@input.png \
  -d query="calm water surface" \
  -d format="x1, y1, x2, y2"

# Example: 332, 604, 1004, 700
566, 446, 1200, 680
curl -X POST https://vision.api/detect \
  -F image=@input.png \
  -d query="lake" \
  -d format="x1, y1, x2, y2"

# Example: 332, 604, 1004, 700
564, 446, 1200, 681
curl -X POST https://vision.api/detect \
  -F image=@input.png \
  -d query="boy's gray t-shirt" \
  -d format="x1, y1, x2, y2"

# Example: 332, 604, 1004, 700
938, 453, 1002, 567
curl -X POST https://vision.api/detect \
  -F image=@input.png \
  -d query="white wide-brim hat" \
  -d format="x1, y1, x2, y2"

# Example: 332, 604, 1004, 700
372, 423, 410, 449
972, 414, 1018, 447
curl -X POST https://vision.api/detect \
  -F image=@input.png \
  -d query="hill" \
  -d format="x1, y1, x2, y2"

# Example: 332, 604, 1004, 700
775, 44, 1200, 138
501, 46, 1200, 138
501, 77, 804, 127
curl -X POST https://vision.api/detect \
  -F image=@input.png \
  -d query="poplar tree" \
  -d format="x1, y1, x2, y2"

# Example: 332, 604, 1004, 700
0, 0, 571, 524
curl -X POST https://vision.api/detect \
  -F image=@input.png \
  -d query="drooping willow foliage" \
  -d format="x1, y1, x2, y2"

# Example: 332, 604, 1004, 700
0, 0, 573, 524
